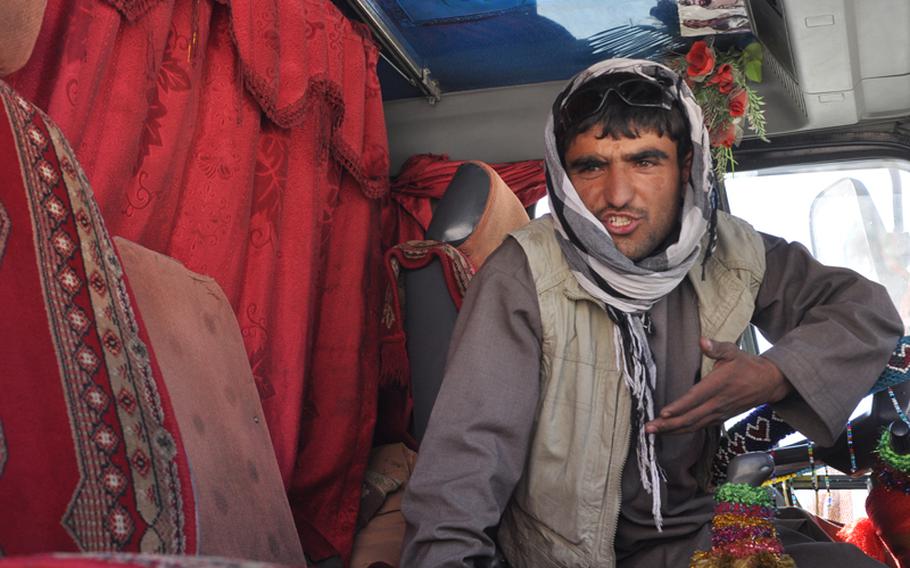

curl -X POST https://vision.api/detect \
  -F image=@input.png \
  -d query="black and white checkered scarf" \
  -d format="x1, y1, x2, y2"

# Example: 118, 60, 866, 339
545, 59, 717, 530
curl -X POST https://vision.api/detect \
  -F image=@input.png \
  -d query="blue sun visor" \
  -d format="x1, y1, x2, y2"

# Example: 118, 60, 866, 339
395, 0, 532, 24
372, 0, 753, 99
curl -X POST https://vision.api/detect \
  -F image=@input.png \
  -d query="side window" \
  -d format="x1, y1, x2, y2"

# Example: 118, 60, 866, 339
725, 160, 910, 342
533, 195, 551, 218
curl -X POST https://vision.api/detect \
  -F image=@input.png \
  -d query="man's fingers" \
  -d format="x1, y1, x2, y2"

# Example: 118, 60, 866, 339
658, 386, 708, 418
649, 395, 757, 434
659, 374, 720, 418
700, 336, 739, 361
646, 408, 724, 434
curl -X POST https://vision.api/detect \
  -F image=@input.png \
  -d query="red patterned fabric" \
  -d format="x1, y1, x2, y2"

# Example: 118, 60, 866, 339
0, 80, 196, 555
376, 242, 475, 445
383, 154, 546, 249
0, 553, 291, 568
9, 0, 388, 561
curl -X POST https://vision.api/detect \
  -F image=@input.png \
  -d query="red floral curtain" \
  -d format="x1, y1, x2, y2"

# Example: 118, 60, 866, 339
10, 0, 388, 561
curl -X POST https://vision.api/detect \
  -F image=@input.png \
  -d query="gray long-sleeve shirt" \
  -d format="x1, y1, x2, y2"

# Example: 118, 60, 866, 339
401, 232, 902, 568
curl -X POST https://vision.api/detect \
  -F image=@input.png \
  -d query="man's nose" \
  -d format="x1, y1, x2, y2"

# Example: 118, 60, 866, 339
603, 170, 635, 208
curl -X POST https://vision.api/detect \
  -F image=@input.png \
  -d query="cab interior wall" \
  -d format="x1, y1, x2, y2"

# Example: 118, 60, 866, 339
384, 81, 562, 174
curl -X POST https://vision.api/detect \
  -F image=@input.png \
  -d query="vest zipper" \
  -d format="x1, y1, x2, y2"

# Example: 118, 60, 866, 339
608, 400, 632, 563
595, 380, 632, 564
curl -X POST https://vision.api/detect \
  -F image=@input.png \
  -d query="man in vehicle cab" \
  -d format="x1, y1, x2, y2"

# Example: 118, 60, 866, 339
400, 58, 902, 567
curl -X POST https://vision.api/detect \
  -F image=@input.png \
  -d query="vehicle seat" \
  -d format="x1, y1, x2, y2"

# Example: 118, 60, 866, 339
403, 161, 530, 442
115, 238, 305, 565
356, 162, 529, 567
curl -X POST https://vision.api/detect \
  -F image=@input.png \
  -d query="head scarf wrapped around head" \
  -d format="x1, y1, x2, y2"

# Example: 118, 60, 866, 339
545, 58, 718, 530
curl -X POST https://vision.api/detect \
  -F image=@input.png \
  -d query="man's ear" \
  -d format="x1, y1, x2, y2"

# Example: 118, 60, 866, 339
681, 148, 694, 182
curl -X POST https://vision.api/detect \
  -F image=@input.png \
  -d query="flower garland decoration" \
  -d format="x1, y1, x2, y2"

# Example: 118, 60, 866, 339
690, 483, 795, 568
668, 40, 768, 178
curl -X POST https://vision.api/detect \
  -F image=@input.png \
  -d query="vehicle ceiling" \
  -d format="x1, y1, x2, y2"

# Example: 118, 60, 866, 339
353, 0, 910, 172
372, 0, 706, 100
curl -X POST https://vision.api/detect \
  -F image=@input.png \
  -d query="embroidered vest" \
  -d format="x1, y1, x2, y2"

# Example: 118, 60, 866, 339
498, 211, 766, 567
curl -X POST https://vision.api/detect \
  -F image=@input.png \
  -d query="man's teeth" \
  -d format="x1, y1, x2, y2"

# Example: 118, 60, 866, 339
608, 216, 632, 227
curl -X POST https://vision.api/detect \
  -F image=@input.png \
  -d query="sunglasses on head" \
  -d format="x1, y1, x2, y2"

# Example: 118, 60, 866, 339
558, 75, 678, 130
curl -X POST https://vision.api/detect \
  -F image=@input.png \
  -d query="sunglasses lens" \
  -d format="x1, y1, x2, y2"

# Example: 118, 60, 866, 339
562, 88, 605, 125
616, 79, 667, 107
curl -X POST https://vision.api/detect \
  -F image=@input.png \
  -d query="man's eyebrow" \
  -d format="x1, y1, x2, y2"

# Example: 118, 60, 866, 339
624, 149, 669, 161
566, 155, 608, 170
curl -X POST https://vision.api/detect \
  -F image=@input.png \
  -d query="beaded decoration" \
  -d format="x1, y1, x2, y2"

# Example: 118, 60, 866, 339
888, 387, 910, 428
875, 336, 910, 394
713, 405, 795, 484
690, 483, 796, 568
807, 442, 818, 493
847, 419, 858, 474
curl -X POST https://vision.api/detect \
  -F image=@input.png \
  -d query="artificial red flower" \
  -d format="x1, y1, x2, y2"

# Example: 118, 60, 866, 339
685, 41, 716, 80
729, 89, 748, 117
709, 121, 737, 148
707, 63, 734, 94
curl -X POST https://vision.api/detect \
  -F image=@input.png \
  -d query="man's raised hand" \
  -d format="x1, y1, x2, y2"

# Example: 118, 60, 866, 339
644, 337, 792, 435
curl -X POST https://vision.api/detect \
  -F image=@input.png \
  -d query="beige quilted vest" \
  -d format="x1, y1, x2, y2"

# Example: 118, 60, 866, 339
498, 211, 766, 567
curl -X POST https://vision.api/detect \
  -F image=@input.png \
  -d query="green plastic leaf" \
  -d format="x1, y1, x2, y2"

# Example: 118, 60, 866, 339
745, 60, 763, 83
743, 42, 763, 60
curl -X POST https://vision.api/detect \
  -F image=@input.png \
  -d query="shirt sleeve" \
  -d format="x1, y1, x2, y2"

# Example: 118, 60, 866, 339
752, 233, 903, 446
400, 238, 543, 568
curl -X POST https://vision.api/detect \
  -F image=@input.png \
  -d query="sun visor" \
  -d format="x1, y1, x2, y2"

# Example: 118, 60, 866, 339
394, 0, 532, 24
749, 0, 910, 133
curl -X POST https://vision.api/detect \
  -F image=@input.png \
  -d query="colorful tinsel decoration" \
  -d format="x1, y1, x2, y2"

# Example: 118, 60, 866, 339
690, 483, 795, 568
874, 428, 910, 494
